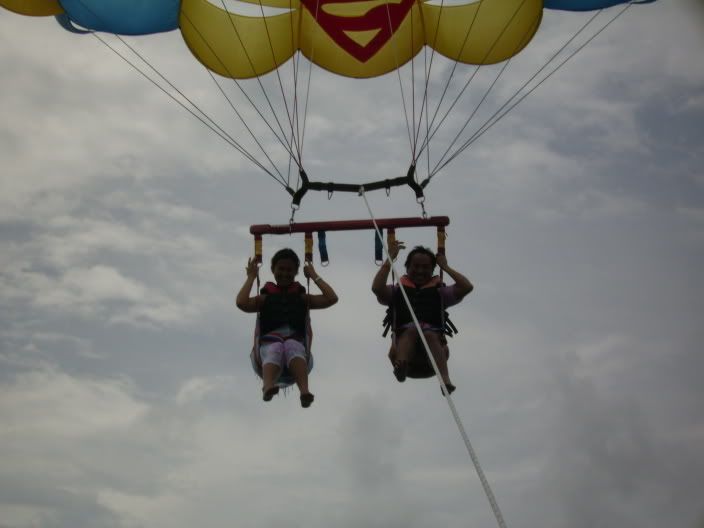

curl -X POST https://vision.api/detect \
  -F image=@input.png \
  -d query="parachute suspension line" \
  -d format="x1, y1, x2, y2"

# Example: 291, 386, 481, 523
181, 15, 299, 171
289, 0, 320, 165
407, 5, 424, 186
297, 45, 315, 165
192, 4, 299, 166
415, 0, 532, 163
410, 4, 417, 158
429, 10, 602, 177
297, 0, 324, 163
287, 56, 304, 192
253, 0, 304, 163
269, 0, 302, 188
430, 57, 515, 175
89, 32, 287, 187
206, 69, 287, 182
289, 0, 302, 165
72, 0, 286, 184
409, 6, 428, 175
213, 2, 300, 162
430, 3, 633, 179
383, 1, 415, 154
410, 0, 453, 164
359, 189, 509, 528
412, 1, 443, 181
412, 0, 489, 160
414, 60, 479, 163
423, 45, 432, 181
289, 2, 304, 172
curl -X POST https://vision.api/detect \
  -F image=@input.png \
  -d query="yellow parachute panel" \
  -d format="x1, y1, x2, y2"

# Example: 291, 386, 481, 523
179, 0, 543, 79
233, 0, 302, 9
0, 0, 63, 16
181, 0, 299, 79
422, 0, 542, 65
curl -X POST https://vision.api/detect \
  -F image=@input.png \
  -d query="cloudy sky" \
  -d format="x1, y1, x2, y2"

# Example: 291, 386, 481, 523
1, 1, 703, 527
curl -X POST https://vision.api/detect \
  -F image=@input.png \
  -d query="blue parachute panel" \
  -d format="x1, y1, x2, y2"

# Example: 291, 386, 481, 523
58, 0, 179, 35
545, 0, 656, 11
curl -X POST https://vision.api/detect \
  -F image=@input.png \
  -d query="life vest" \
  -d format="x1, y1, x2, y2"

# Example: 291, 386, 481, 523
393, 275, 444, 328
259, 281, 308, 335
382, 275, 458, 338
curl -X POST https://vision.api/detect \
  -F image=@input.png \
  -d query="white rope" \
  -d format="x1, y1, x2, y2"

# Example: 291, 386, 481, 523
359, 189, 508, 528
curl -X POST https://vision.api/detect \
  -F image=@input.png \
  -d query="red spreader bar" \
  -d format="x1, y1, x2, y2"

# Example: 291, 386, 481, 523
251, 216, 449, 264
250, 216, 449, 235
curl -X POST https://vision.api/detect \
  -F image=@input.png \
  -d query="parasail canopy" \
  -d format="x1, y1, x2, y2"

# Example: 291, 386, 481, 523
1, 0, 656, 207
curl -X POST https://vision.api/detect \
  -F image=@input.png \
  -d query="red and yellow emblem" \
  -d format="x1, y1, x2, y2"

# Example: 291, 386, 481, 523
297, 0, 418, 63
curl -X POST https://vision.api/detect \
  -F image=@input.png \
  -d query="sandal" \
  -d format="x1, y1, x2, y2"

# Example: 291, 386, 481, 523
262, 386, 279, 402
300, 393, 315, 408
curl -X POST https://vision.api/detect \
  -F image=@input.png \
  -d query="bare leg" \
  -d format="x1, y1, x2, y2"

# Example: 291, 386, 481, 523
395, 327, 418, 366
388, 343, 396, 368
287, 357, 309, 394
287, 357, 314, 408
262, 363, 282, 389
393, 327, 418, 382
424, 331, 453, 388
262, 363, 282, 400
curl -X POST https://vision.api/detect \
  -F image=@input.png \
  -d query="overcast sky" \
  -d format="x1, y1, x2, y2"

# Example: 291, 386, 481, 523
1, 1, 703, 528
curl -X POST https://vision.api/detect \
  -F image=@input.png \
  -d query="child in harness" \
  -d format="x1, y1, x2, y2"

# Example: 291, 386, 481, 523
237, 248, 338, 407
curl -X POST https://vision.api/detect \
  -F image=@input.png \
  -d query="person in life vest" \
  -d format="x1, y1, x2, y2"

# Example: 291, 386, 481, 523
236, 248, 338, 407
372, 241, 473, 394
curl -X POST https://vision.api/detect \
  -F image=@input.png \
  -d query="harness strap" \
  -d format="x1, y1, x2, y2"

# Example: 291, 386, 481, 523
259, 333, 305, 343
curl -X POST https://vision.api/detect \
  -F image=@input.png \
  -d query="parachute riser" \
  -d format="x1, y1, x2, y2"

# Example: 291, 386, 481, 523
289, 165, 424, 208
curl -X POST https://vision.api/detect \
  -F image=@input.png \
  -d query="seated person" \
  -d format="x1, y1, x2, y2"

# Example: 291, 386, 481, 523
236, 248, 338, 407
372, 241, 473, 394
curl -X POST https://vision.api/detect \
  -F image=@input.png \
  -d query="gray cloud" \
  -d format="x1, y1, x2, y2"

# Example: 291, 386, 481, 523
1, 2, 703, 528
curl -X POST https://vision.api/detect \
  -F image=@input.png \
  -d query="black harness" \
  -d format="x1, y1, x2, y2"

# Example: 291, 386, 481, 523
382, 279, 458, 338
259, 282, 308, 335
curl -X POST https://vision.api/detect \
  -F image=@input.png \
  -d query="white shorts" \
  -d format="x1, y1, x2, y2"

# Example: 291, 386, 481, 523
259, 331, 307, 368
